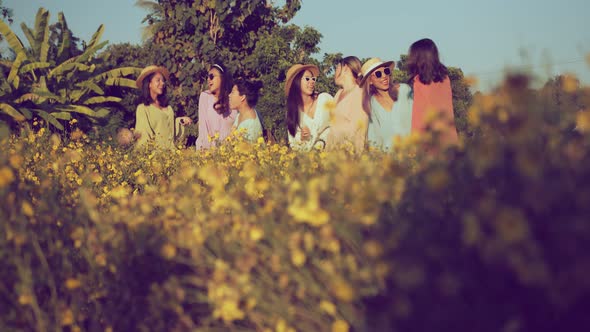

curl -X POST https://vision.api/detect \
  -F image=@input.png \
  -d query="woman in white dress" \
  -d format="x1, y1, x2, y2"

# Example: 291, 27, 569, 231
284, 64, 333, 151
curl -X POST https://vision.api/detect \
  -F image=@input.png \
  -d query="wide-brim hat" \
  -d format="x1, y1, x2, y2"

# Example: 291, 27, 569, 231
136, 65, 170, 89
284, 64, 320, 96
360, 58, 395, 85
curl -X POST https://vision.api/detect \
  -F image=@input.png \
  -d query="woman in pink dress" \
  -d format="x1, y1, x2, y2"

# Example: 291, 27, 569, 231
195, 63, 238, 150
407, 38, 458, 145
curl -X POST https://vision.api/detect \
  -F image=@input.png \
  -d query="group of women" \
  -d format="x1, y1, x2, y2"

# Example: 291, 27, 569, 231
133, 38, 458, 152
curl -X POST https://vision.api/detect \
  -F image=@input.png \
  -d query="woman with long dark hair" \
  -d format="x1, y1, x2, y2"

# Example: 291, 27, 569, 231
361, 58, 413, 151
407, 38, 458, 144
134, 65, 192, 149
195, 63, 238, 150
284, 64, 332, 150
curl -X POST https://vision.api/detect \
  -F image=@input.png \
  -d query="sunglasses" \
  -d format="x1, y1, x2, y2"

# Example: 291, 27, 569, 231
373, 68, 391, 78
207, 73, 219, 80
303, 76, 317, 82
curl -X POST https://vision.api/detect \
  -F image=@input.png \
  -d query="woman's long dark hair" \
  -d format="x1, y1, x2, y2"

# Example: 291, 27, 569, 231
286, 70, 305, 137
212, 64, 233, 115
141, 72, 169, 107
407, 38, 448, 85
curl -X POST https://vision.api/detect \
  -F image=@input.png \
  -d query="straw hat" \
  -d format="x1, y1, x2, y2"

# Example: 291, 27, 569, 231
136, 65, 170, 89
284, 64, 320, 96
360, 58, 395, 85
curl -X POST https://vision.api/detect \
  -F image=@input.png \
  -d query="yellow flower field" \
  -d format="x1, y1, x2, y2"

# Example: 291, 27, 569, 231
1, 74, 589, 331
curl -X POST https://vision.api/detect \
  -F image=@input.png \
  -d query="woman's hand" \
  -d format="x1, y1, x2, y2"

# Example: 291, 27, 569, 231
178, 116, 193, 125
301, 126, 311, 141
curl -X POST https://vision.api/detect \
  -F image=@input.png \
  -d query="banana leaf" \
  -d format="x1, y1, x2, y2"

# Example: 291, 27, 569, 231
86, 24, 104, 50
0, 103, 26, 121
36, 109, 64, 130
7, 52, 26, 89
51, 111, 72, 121
105, 77, 137, 88
56, 105, 109, 118
91, 67, 141, 81
20, 61, 51, 74
38, 10, 50, 63
83, 96, 122, 104
48, 62, 92, 78
0, 19, 25, 54
76, 81, 104, 95
75, 40, 108, 63
76, 80, 104, 96
56, 12, 72, 63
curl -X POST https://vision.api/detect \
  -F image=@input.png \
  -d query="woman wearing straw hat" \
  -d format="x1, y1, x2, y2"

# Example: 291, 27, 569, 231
325, 56, 367, 153
195, 63, 238, 150
284, 63, 333, 151
134, 65, 192, 149
360, 57, 413, 151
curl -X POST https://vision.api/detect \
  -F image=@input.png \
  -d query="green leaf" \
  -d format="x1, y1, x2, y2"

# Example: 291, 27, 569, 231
20, 22, 35, 52
56, 12, 72, 63
0, 103, 26, 121
83, 96, 122, 104
18, 108, 33, 120
105, 77, 137, 88
48, 62, 92, 78
51, 111, 72, 121
94, 108, 111, 118
86, 24, 104, 50
91, 67, 141, 81
36, 109, 64, 130
7, 52, 26, 88
36, 9, 50, 62
20, 61, 51, 74
76, 81, 104, 95
14, 93, 42, 104
0, 19, 25, 54
76, 40, 108, 63
57, 105, 107, 118
28, 89, 64, 103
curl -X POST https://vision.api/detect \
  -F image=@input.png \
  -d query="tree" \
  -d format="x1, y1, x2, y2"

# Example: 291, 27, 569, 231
139, 0, 327, 142
0, 8, 140, 133
0, 0, 12, 44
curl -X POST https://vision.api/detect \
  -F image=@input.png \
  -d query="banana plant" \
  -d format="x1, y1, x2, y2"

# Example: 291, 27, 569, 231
0, 7, 141, 132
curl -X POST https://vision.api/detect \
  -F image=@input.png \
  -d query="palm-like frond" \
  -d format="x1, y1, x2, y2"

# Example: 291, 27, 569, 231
0, 103, 26, 121
7, 52, 26, 88
56, 12, 72, 63
0, 19, 25, 54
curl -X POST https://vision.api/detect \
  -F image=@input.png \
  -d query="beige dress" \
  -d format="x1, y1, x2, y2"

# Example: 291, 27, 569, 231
326, 86, 368, 153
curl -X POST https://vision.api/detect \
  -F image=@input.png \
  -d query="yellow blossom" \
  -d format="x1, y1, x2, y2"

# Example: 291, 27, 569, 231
65, 278, 81, 289
21, 201, 34, 217
330, 277, 354, 302
213, 299, 245, 323
161, 243, 177, 259
319, 300, 337, 316
0, 167, 15, 189
576, 110, 590, 133
291, 249, 306, 267
249, 227, 264, 242
61, 309, 74, 326
332, 320, 349, 332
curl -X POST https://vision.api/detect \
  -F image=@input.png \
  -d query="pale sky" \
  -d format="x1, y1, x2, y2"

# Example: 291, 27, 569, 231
5, 0, 590, 91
